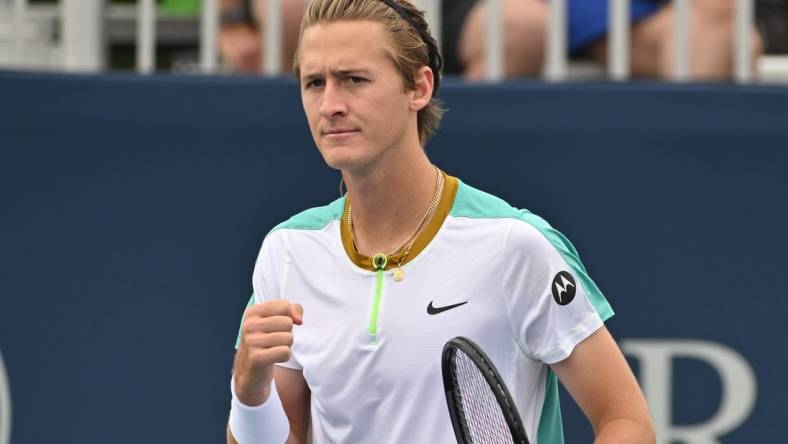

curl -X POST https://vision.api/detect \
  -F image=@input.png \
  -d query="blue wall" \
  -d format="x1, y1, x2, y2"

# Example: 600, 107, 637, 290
1, 72, 786, 443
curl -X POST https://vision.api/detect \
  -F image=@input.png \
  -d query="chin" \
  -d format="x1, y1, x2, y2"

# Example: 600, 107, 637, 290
317, 144, 367, 171
321, 155, 365, 172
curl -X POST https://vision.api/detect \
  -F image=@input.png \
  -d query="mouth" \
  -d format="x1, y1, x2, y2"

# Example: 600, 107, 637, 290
322, 128, 360, 138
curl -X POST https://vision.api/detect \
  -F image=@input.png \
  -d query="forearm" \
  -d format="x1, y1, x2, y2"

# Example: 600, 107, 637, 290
593, 417, 655, 444
234, 372, 273, 407
228, 423, 304, 444
551, 328, 655, 444
228, 376, 290, 444
227, 423, 239, 444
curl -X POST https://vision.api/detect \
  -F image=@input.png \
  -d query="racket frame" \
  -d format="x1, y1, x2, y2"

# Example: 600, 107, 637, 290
441, 336, 530, 444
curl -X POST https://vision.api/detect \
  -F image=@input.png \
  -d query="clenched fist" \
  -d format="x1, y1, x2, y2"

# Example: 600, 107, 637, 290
233, 300, 303, 406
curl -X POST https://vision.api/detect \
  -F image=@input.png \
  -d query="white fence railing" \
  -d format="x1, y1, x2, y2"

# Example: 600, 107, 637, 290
734, 0, 755, 82
199, 0, 218, 72
61, 0, 105, 71
137, 0, 155, 73
0, 0, 783, 83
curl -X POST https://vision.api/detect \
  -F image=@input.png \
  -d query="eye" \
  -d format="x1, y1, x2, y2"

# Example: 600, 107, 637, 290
305, 79, 324, 89
347, 76, 366, 84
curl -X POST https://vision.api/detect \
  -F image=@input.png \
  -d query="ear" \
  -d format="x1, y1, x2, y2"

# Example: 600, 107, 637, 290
409, 66, 434, 112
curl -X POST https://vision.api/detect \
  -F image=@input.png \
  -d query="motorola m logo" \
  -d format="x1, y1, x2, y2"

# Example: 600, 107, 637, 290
551, 271, 576, 305
0, 351, 11, 444
622, 340, 756, 444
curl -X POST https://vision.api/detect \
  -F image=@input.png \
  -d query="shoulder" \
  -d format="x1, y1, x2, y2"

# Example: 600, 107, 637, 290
450, 179, 524, 220
450, 179, 579, 261
268, 196, 346, 236
253, 197, 345, 277
256, 197, 345, 259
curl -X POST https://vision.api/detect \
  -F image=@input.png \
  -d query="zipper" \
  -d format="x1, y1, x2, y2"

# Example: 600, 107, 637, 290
368, 253, 388, 343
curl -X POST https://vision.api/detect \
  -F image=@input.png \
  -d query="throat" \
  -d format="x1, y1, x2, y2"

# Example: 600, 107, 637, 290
347, 166, 444, 260
352, 231, 413, 258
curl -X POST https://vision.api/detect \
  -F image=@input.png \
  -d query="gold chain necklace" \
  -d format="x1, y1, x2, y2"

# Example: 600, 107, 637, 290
348, 166, 443, 281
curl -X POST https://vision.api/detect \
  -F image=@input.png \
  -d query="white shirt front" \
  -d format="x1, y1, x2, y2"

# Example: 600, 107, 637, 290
249, 178, 613, 443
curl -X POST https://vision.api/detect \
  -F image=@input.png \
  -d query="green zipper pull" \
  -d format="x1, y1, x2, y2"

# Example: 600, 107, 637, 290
369, 253, 387, 343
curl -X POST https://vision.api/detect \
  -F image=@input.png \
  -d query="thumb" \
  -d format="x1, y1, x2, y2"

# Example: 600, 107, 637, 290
290, 303, 304, 325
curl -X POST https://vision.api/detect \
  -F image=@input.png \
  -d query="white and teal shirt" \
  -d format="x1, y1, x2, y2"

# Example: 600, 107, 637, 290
242, 173, 613, 443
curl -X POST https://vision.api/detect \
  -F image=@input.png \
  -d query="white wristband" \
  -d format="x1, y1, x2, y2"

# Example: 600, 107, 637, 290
229, 375, 290, 444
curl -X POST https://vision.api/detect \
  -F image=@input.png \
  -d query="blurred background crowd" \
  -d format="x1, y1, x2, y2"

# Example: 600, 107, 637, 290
0, 0, 787, 82
217, 0, 786, 80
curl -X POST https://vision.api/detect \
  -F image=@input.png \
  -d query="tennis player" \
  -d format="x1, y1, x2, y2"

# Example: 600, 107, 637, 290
228, 1, 654, 443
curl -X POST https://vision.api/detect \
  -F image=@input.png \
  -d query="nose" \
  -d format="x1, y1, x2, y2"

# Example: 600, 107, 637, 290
319, 80, 348, 119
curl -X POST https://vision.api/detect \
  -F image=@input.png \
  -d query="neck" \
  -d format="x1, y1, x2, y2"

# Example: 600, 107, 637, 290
344, 150, 438, 257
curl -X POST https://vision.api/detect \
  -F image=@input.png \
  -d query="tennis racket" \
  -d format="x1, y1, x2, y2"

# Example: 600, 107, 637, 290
442, 337, 530, 444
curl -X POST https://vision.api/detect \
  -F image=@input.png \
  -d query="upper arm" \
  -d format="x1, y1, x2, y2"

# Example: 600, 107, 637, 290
275, 366, 311, 444
501, 218, 613, 363
550, 326, 653, 440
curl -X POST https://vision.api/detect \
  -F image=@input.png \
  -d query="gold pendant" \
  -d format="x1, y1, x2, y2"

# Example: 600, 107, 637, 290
394, 267, 405, 281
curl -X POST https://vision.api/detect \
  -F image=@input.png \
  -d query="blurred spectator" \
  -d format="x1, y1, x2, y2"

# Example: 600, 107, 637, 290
218, 0, 547, 79
218, 0, 766, 80
575, 0, 764, 80
757, 0, 788, 54
446, 0, 765, 80
442, 0, 547, 79
218, 0, 304, 73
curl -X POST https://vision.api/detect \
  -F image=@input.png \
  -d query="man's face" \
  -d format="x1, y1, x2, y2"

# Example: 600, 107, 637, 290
298, 20, 415, 173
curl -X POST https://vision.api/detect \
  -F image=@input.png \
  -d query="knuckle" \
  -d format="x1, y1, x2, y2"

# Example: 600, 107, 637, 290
243, 332, 264, 347
242, 318, 264, 336
247, 331, 294, 352
264, 299, 288, 310
244, 303, 263, 316
269, 346, 292, 363
249, 349, 271, 364
261, 316, 293, 333
266, 332, 294, 348
249, 300, 291, 318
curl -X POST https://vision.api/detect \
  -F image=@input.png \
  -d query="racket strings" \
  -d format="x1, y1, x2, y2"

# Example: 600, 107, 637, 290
451, 350, 515, 444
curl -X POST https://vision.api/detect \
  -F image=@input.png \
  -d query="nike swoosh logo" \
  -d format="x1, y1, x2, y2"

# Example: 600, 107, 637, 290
427, 301, 468, 315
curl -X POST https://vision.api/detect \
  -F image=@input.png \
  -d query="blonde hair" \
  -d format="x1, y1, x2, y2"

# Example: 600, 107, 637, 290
293, 0, 445, 145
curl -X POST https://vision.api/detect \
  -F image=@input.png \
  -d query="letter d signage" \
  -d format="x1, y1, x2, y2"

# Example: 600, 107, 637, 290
622, 340, 756, 444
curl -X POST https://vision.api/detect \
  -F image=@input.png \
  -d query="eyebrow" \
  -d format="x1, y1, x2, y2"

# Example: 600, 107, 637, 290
302, 68, 373, 82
